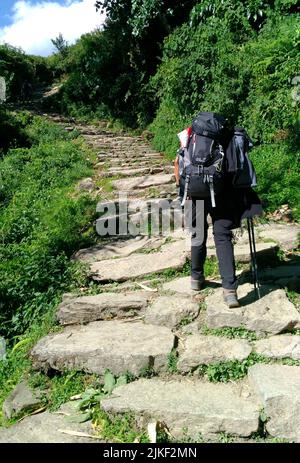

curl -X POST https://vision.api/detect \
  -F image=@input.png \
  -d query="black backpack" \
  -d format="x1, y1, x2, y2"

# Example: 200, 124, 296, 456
225, 127, 257, 189
180, 112, 229, 207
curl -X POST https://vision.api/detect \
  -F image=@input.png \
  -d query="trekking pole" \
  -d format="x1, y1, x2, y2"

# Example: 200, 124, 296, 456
247, 218, 261, 299
250, 218, 261, 299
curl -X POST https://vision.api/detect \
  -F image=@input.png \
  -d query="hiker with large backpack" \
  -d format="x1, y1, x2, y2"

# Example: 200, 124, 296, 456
174, 112, 263, 307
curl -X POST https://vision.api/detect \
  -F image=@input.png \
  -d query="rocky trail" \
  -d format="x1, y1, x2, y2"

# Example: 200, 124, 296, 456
1, 114, 300, 443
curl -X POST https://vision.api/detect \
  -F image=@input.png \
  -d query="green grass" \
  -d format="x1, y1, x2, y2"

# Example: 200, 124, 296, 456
179, 316, 194, 327
200, 325, 258, 342
96, 176, 115, 193
196, 353, 269, 382
0, 113, 98, 339
196, 354, 300, 383
0, 111, 101, 424
93, 409, 149, 443
0, 308, 58, 426
139, 256, 219, 285
167, 349, 179, 374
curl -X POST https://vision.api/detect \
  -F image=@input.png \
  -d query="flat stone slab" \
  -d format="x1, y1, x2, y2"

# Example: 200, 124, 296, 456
206, 284, 300, 334
73, 236, 163, 263
105, 167, 152, 177
76, 177, 95, 192
3, 381, 43, 419
57, 291, 152, 325
243, 289, 300, 334
144, 295, 199, 328
90, 239, 188, 282
248, 364, 300, 441
101, 378, 260, 438
207, 242, 278, 263
162, 276, 195, 295
178, 335, 252, 373
0, 402, 99, 443
254, 335, 300, 360
31, 321, 175, 376
257, 223, 300, 250
112, 174, 174, 191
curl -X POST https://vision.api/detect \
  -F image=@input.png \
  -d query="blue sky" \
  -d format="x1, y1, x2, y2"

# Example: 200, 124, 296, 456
0, 0, 17, 27
0, 0, 66, 27
0, 1, 106, 56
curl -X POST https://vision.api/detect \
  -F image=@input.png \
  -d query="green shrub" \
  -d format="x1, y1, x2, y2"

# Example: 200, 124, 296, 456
250, 142, 300, 218
0, 114, 97, 338
150, 13, 300, 216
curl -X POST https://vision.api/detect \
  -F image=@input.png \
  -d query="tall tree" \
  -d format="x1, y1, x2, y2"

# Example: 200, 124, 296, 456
51, 33, 69, 56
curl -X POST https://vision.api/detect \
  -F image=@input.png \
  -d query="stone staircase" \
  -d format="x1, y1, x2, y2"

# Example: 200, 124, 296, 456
1, 115, 300, 443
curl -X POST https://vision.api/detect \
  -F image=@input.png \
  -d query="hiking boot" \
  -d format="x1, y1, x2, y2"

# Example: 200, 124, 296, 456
223, 289, 240, 308
191, 277, 205, 291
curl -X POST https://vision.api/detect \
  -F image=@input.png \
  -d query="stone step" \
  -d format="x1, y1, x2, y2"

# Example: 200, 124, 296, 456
177, 335, 252, 373
248, 364, 300, 442
31, 321, 175, 377
57, 291, 154, 325
208, 242, 279, 263
103, 166, 173, 178
97, 159, 165, 167
112, 174, 174, 191
144, 295, 200, 329
104, 167, 152, 177
257, 223, 300, 251
72, 235, 164, 263
0, 402, 99, 443
90, 239, 188, 282
101, 378, 260, 439
254, 334, 300, 360
96, 150, 163, 158
206, 283, 300, 334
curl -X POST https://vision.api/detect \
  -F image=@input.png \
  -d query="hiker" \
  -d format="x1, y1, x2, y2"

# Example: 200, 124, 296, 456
175, 112, 263, 308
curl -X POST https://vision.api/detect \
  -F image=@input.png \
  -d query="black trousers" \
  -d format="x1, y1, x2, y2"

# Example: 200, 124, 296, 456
190, 197, 238, 290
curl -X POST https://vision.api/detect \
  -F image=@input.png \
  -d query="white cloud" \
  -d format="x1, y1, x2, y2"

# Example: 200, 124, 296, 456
0, 0, 106, 56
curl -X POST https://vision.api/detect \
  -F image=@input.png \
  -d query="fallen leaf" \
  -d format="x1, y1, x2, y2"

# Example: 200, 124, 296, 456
58, 429, 101, 440
136, 283, 157, 292
17, 406, 47, 423
70, 394, 82, 401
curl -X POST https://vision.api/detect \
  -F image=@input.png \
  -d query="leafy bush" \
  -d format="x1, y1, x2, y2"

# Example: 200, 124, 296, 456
0, 110, 31, 155
0, 44, 53, 101
150, 12, 300, 216
0, 115, 97, 338
250, 142, 300, 219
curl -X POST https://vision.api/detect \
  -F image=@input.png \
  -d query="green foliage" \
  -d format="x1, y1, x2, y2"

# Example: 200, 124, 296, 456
150, 12, 300, 217
41, 1, 299, 219
201, 325, 258, 341
0, 109, 31, 154
139, 365, 156, 378
0, 44, 53, 101
0, 114, 97, 338
93, 409, 149, 443
179, 316, 194, 327
51, 33, 69, 57
197, 353, 269, 382
167, 349, 178, 373
0, 307, 58, 425
218, 432, 234, 443
250, 143, 300, 219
